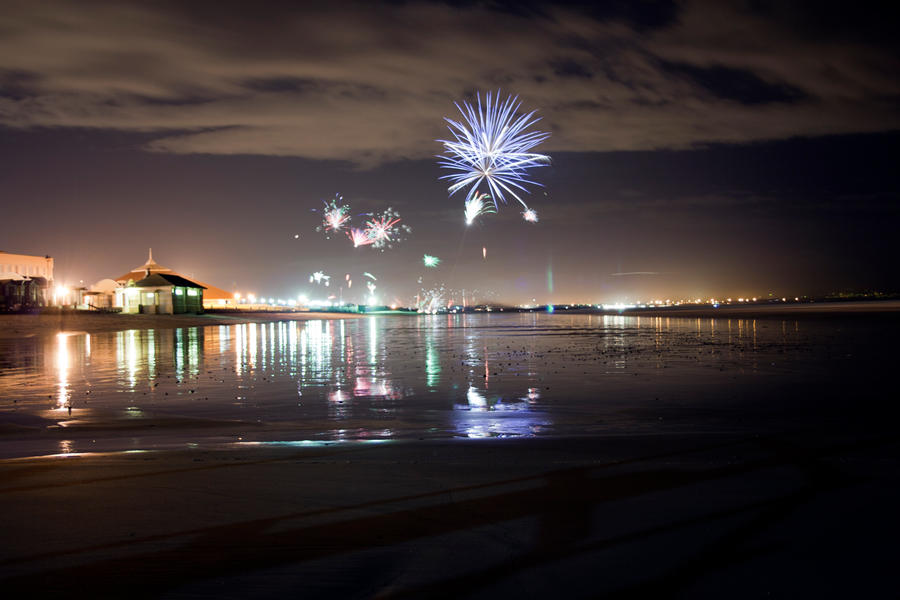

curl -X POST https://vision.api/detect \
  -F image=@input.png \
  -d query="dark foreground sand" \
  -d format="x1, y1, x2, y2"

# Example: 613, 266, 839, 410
0, 310, 362, 339
0, 430, 897, 598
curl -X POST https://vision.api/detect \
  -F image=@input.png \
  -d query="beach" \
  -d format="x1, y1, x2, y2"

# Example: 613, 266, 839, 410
0, 310, 363, 339
1, 432, 896, 598
3, 300, 899, 341
1, 307, 898, 596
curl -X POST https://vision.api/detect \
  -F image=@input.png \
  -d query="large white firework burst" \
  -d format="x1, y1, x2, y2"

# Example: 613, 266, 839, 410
438, 91, 550, 210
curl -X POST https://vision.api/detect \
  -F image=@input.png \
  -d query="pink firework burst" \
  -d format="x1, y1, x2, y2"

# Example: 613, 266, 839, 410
324, 206, 350, 231
347, 228, 375, 248
363, 208, 411, 249
365, 215, 402, 244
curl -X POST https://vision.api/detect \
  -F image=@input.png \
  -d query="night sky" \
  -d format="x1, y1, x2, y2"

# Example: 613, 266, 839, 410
1, 0, 898, 305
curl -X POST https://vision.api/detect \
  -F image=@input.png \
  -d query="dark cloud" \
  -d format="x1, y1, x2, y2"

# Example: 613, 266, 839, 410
550, 59, 593, 79
0, 0, 897, 165
659, 61, 807, 105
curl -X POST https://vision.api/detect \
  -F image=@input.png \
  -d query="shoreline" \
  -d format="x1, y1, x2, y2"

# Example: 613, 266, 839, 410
575, 299, 900, 319
0, 310, 363, 339
1, 300, 898, 339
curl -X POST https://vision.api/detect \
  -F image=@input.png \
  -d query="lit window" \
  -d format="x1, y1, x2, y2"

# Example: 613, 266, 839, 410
187, 289, 198, 296
174, 288, 184, 295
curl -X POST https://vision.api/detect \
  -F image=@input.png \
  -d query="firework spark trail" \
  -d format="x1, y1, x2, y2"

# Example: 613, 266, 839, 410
438, 91, 550, 210
347, 228, 375, 247
522, 208, 539, 223
464, 192, 496, 225
423, 254, 441, 268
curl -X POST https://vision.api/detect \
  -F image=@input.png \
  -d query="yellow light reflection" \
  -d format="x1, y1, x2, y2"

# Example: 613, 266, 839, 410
147, 329, 156, 379
234, 324, 245, 376
55, 332, 70, 410
126, 329, 138, 388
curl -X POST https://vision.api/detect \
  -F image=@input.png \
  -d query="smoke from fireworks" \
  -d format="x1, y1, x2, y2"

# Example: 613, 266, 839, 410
464, 192, 496, 225
416, 285, 446, 313
438, 91, 550, 211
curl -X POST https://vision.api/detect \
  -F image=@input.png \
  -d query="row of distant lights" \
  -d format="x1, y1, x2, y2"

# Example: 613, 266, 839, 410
230, 292, 387, 309
517, 297, 804, 311
232, 292, 334, 308
228, 292, 805, 312
599, 296, 802, 311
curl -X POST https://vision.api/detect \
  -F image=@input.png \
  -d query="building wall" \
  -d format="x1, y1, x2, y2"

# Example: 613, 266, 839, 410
0, 252, 53, 281
115, 286, 201, 314
173, 287, 203, 313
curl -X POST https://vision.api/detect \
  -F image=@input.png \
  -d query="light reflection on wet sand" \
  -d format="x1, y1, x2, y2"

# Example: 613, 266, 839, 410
0, 313, 890, 455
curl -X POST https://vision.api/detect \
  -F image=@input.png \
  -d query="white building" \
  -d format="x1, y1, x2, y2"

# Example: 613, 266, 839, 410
0, 251, 53, 281
0, 251, 55, 310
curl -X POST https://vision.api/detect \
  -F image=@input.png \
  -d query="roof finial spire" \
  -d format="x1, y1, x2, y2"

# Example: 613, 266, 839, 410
149, 247, 153, 262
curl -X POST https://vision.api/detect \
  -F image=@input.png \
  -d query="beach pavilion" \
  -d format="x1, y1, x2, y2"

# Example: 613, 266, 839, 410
115, 272, 205, 314
112, 250, 206, 314
113, 248, 177, 285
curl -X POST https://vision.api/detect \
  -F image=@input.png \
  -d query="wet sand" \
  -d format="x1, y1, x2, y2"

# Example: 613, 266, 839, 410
0, 310, 362, 339
0, 431, 896, 598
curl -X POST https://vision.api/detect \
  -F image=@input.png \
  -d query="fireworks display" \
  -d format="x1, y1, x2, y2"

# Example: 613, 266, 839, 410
309, 271, 330, 286
347, 227, 374, 248
438, 91, 550, 211
296, 94, 550, 304
309, 194, 413, 251
423, 254, 441, 268
416, 285, 447, 313
364, 207, 411, 250
315, 195, 351, 238
464, 192, 496, 225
